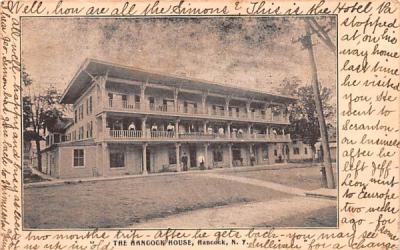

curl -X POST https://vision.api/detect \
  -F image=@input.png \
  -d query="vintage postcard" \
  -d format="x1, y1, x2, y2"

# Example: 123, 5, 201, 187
0, 0, 399, 249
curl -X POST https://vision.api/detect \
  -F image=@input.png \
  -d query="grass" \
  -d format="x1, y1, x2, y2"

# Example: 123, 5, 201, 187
24, 174, 291, 229
225, 165, 337, 190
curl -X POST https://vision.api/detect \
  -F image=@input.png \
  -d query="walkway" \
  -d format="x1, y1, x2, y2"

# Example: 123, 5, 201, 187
131, 170, 336, 228
132, 196, 336, 228
200, 172, 307, 196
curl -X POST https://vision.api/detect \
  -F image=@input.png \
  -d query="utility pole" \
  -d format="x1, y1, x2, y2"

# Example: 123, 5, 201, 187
301, 22, 336, 189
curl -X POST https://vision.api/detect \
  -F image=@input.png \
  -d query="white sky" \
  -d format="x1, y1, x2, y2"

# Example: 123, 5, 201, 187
22, 16, 336, 96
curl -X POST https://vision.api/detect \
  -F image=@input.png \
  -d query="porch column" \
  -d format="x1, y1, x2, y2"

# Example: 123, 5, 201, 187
246, 100, 252, 119
102, 142, 108, 175
102, 113, 107, 140
141, 117, 147, 138
203, 120, 208, 134
271, 105, 275, 121
204, 143, 209, 169
175, 119, 180, 138
142, 143, 148, 175
284, 144, 288, 163
266, 104, 272, 121
100, 76, 108, 109
174, 88, 179, 112
140, 82, 147, 111
225, 97, 231, 117
247, 123, 252, 137
202, 92, 207, 114
228, 143, 233, 168
176, 143, 181, 172
227, 122, 231, 138
249, 144, 254, 166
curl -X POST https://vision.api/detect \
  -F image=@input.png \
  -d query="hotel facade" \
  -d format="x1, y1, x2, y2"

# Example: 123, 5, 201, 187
41, 59, 297, 179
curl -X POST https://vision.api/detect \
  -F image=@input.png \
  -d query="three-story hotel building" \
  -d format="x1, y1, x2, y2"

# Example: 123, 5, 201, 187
41, 59, 296, 179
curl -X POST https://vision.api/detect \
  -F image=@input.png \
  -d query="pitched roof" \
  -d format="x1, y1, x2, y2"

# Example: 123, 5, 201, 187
60, 58, 297, 104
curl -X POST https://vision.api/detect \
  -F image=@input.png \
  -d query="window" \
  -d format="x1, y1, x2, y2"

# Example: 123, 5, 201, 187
73, 149, 84, 167
232, 147, 241, 161
274, 149, 278, 156
121, 95, 128, 108
87, 122, 93, 138
78, 126, 84, 140
293, 147, 300, 155
78, 104, 84, 120
89, 96, 93, 114
108, 93, 113, 107
304, 147, 308, 155
54, 134, 60, 144
168, 147, 176, 164
213, 149, 223, 162
86, 99, 89, 115
134, 95, 140, 103
72, 131, 76, 141
110, 152, 125, 168
74, 110, 78, 123
262, 145, 269, 160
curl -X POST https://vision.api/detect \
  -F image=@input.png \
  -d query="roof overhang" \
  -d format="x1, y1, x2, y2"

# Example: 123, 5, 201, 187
60, 58, 298, 104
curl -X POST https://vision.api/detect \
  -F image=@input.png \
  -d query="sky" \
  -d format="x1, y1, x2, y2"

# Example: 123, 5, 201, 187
22, 16, 336, 96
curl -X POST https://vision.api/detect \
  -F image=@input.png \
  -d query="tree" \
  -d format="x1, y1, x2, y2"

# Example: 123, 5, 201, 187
22, 67, 69, 171
290, 17, 337, 189
277, 78, 335, 154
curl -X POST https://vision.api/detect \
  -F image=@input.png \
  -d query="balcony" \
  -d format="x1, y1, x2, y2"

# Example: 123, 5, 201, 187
105, 129, 290, 142
104, 99, 289, 124
110, 130, 142, 138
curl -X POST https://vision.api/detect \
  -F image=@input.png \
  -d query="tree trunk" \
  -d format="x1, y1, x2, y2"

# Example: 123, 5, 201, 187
305, 24, 336, 189
35, 139, 42, 172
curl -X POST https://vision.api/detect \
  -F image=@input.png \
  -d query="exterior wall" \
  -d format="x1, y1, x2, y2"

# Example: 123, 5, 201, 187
102, 144, 142, 176
315, 141, 337, 162
289, 141, 313, 161
209, 145, 229, 168
58, 145, 97, 179
151, 145, 170, 173
65, 83, 98, 142
52, 149, 60, 178
256, 144, 271, 165
51, 67, 296, 179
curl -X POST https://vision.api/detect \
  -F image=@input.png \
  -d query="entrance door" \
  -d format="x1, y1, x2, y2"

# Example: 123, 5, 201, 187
189, 145, 197, 168
146, 148, 151, 172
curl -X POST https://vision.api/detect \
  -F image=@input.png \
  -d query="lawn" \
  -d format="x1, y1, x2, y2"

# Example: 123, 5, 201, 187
224, 165, 337, 190
24, 174, 291, 229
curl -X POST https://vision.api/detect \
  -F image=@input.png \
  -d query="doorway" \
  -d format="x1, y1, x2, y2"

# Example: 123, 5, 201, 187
189, 145, 197, 168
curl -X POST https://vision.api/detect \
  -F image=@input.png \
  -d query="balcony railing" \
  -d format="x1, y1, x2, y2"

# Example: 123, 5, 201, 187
109, 99, 141, 110
106, 130, 290, 141
149, 131, 176, 138
110, 130, 142, 138
178, 132, 212, 139
105, 99, 289, 123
